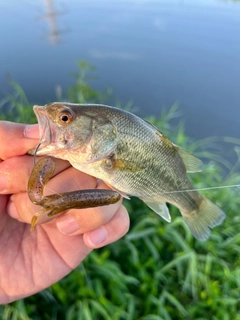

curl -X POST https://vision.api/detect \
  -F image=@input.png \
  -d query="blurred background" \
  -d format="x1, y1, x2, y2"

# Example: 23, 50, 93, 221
1, 1, 240, 318
1, 0, 240, 141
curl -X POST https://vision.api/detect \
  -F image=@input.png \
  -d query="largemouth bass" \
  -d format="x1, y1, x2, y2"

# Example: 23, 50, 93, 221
30, 102, 225, 241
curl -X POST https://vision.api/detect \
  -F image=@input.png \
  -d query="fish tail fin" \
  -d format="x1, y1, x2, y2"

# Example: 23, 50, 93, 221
182, 196, 225, 241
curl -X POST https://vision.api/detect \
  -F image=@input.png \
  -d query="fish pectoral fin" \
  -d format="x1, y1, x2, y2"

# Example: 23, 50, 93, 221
87, 120, 118, 162
174, 145, 203, 173
143, 200, 171, 222
104, 182, 131, 199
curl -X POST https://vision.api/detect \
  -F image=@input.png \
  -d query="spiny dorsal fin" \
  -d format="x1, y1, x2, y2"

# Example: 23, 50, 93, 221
144, 118, 202, 173
174, 145, 203, 173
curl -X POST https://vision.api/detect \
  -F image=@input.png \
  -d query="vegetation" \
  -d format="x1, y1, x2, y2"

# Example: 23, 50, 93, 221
1, 62, 240, 319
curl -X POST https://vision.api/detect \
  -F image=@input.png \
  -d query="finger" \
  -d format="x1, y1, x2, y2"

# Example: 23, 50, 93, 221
0, 156, 72, 194
55, 199, 123, 235
7, 159, 123, 235
0, 195, 10, 233
7, 194, 41, 224
7, 166, 98, 223
0, 122, 39, 160
83, 205, 129, 248
8, 190, 123, 235
55, 179, 122, 235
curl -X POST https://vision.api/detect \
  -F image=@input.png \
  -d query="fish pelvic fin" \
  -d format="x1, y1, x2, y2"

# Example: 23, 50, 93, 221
182, 196, 226, 241
174, 145, 203, 173
143, 200, 171, 222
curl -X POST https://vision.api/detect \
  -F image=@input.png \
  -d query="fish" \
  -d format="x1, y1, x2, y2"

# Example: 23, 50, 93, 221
29, 102, 226, 241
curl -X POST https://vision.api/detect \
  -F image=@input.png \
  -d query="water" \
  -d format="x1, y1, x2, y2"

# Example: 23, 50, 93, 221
1, 0, 240, 142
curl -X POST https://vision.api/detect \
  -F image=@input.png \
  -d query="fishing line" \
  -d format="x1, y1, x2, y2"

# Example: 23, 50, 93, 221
42, 182, 240, 197
31, 142, 240, 196
162, 184, 240, 195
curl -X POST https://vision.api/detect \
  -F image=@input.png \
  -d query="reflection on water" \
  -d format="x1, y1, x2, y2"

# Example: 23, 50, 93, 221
39, 0, 68, 45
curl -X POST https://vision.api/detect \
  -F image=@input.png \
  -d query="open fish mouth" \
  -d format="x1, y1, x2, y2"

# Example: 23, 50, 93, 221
32, 105, 56, 155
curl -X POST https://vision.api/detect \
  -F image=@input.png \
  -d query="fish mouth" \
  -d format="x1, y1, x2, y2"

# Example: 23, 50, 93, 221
33, 105, 55, 155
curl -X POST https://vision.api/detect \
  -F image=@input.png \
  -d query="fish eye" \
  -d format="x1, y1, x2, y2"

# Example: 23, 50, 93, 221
58, 110, 74, 125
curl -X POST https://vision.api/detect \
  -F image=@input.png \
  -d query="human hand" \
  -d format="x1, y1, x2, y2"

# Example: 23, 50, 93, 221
0, 121, 129, 304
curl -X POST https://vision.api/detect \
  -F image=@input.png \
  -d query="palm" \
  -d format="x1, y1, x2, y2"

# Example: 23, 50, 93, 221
0, 194, 91, 303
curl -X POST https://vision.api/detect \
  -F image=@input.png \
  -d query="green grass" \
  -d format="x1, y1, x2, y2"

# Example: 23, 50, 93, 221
1, 62, 240, 319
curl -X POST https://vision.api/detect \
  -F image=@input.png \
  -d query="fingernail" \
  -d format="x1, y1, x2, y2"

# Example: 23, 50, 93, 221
87, 227, 108, 246
56, 214, 80, 235
24, 124, 39, 139
0, 174, 7, 192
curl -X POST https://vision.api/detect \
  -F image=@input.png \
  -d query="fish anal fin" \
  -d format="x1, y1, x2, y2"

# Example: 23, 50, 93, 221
143, 200, 171, 222
174, 145, 203, 173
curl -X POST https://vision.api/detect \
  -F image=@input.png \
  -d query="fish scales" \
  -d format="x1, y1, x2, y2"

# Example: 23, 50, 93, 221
30, 102, 226, 241
85, 109, 200, 210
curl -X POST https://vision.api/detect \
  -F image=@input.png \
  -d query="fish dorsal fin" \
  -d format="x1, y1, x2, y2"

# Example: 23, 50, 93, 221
145, 119, 202, 173
174, 145, 203, 173
142, 200, 171, 222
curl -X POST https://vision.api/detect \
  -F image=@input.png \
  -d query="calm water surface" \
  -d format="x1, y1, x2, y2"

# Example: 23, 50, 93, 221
1, 0, 240, 143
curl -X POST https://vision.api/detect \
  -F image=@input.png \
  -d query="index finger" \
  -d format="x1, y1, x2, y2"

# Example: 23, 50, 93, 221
0, 122, 39, 160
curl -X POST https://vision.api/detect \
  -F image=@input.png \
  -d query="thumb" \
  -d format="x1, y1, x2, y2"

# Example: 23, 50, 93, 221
0, 122, 39, 160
